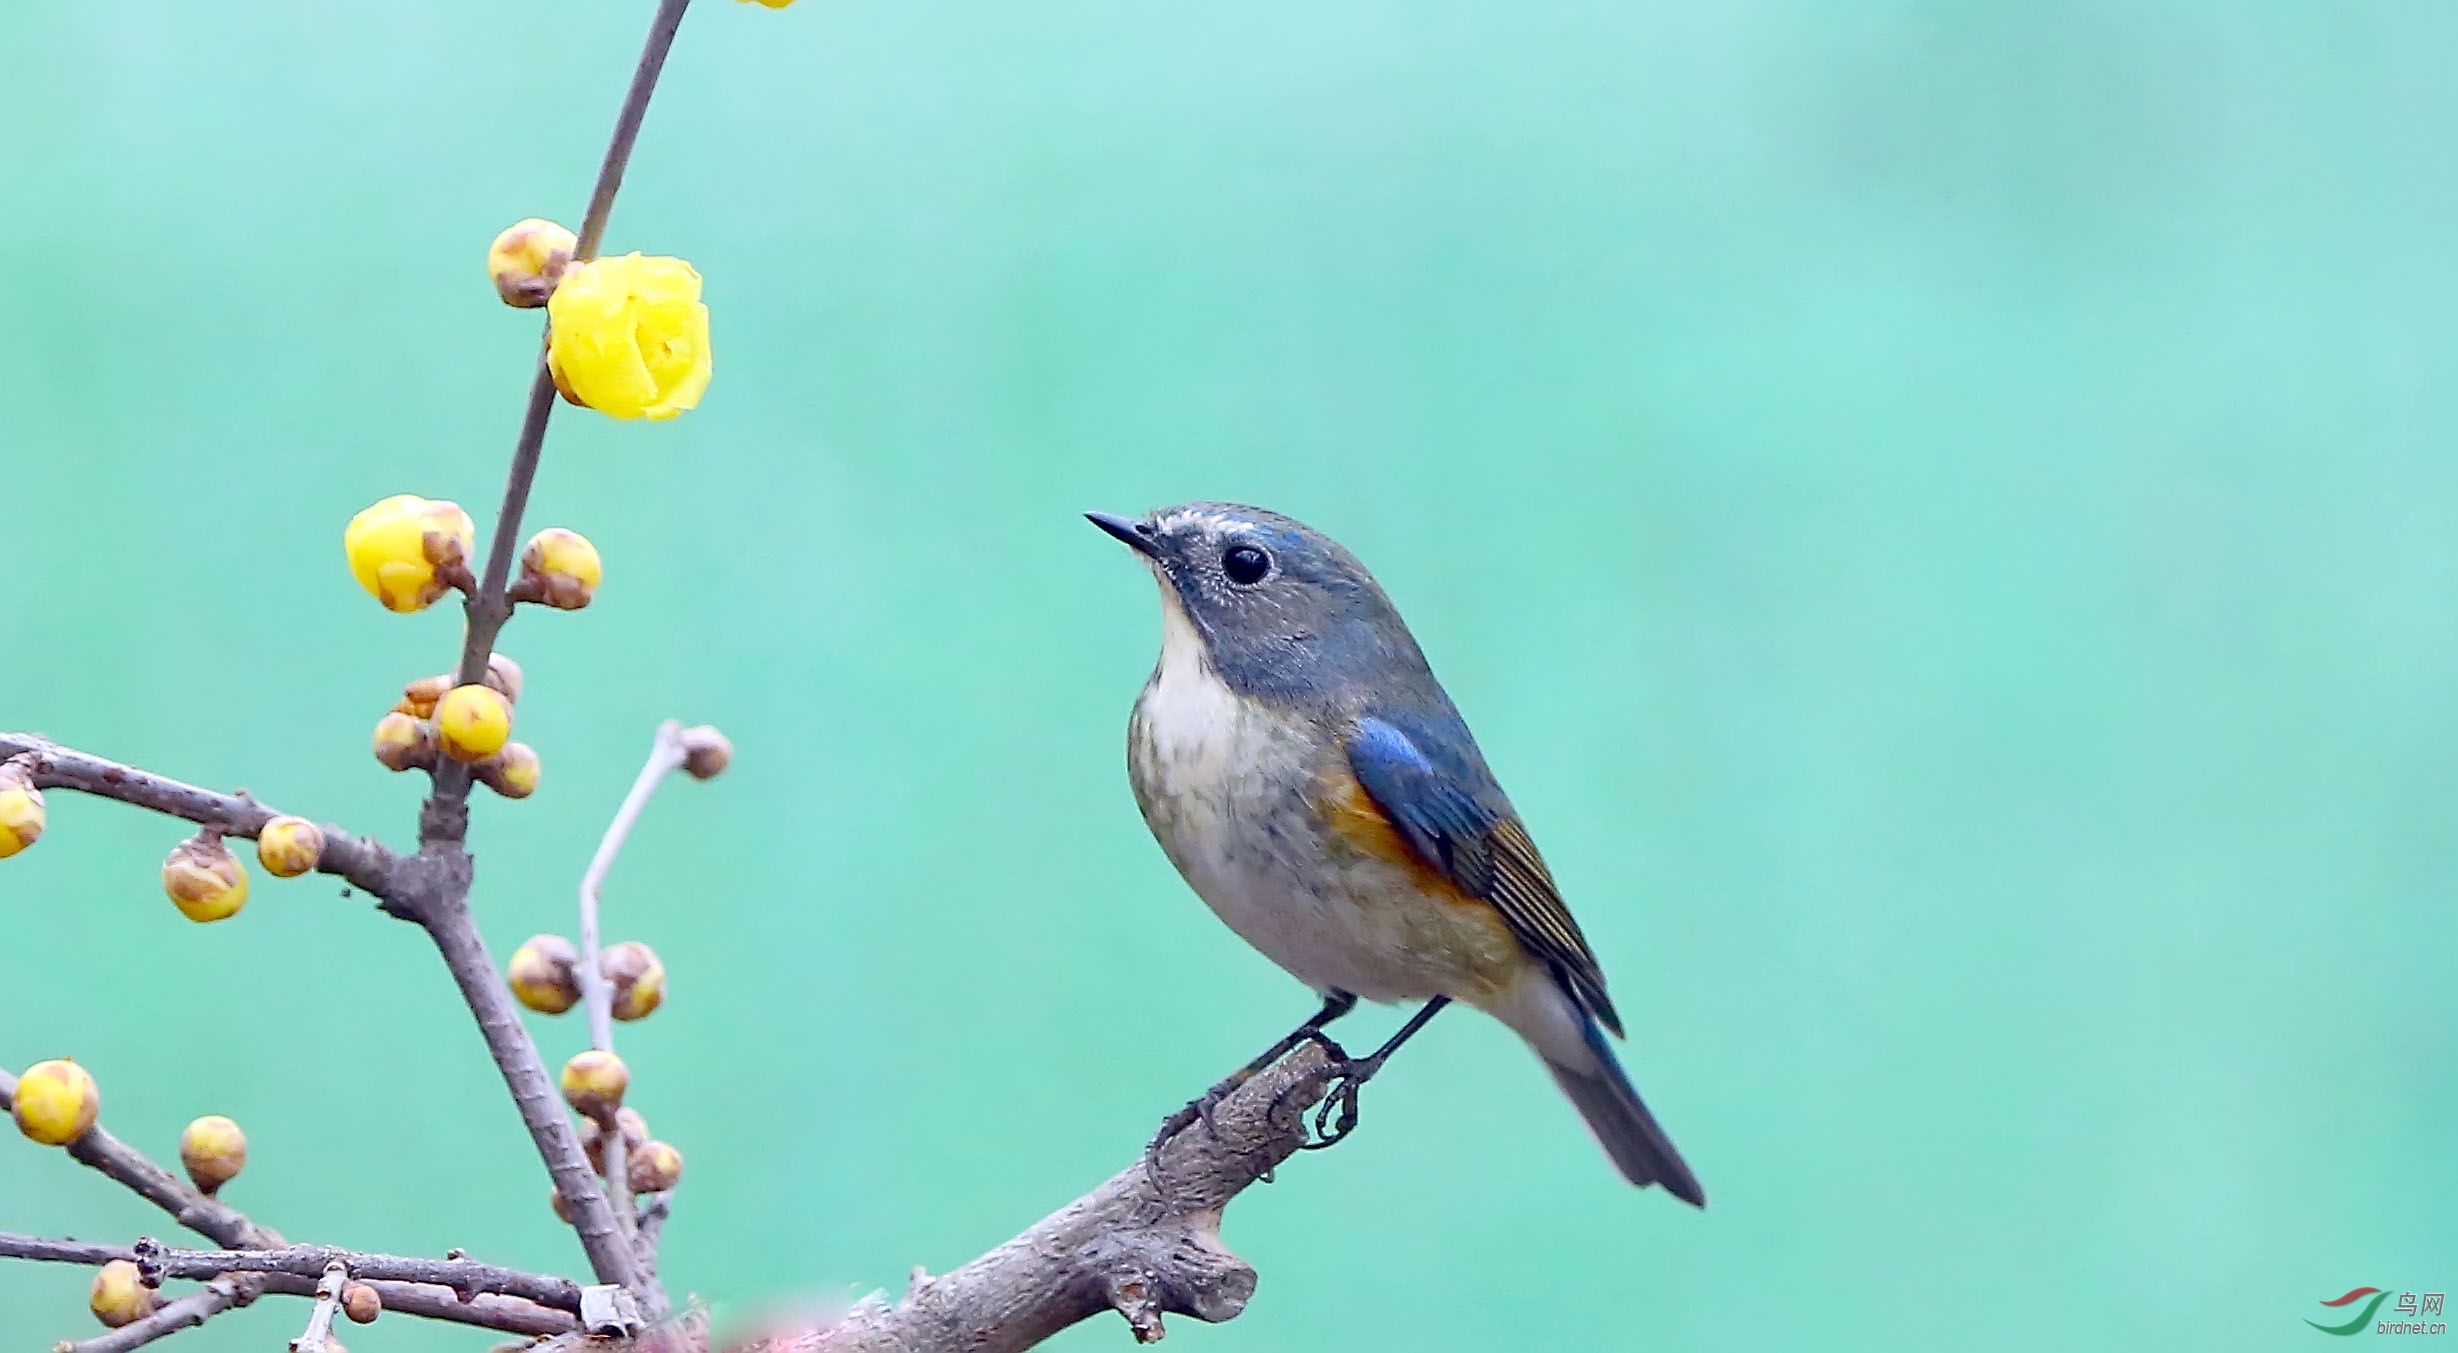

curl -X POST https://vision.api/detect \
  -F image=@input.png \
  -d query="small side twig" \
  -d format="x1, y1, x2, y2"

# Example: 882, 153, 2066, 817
0, 1236, 583, 1313
0, 735, 400, 896
64, 1274, 259, 1353
287, 1261, 348, 1353
0, 1068, 277, 1249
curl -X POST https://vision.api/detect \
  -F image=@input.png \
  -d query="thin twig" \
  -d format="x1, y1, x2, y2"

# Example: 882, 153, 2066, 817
287, 1260, 348, 1353
0, 735, 400, 896
0, 1236, 582, 1313
0, 1068, 278, 1249
64, 1275, 259, 1353
581, 720, 689, 1054
577, 721, 692, 1322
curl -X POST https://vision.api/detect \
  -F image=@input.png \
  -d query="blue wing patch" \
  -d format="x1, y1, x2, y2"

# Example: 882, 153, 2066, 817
1345, 714, 1621, 1034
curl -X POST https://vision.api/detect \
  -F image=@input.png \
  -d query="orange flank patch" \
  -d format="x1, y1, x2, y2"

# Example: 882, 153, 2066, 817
1319, 769, 1478, 906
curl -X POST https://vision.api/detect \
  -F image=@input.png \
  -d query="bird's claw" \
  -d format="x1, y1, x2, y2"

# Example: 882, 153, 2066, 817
1297, 1056, 1374, 1150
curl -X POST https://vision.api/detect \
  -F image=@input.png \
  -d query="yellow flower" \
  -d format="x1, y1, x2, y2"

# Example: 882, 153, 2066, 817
344, 495, 475, 613
737, 0, 794, 7
546, 254, 712, 421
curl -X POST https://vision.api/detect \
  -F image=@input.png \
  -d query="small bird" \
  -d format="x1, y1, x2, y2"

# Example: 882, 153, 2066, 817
1090, 502, 1703, 1206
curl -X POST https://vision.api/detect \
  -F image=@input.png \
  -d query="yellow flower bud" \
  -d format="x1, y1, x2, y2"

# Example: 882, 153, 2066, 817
485, 652, 525, 705
545, 253, 712, 421
627, 1139, 684, 1193
476, 742, 542, 799
600, 940, 666, 1022
560, 1049, 629, 1117
90, 1259, 159, 1329
508, 934, 581, 1014
255, 816, 324, 878
344, 495, 475, 613
163, 835, 248, 923
179, 1114, 248, 1194
0, 781, 43, 858
738, 0, 795, 7
679, 725, 733, 781
435, 684, 513, 763
487, 218, 577, 308
372, 712, 438, 772
516, 528, 603, 610
342, 1281, 382, 1324
13, 1058, 99, 1146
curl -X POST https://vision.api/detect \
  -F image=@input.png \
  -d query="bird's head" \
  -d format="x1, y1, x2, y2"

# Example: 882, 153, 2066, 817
1087, 502, 1425, 699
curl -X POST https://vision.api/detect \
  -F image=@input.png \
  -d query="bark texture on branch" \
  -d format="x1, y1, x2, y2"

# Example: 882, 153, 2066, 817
0, 735, 402, 896
753, 1043, 1337, 1353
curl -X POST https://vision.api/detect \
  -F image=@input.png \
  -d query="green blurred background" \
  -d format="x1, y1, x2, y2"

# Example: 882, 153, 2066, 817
3, 1, 2453, 1348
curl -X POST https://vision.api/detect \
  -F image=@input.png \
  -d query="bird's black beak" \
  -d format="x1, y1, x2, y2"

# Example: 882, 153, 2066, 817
1085, 511, 1161, 559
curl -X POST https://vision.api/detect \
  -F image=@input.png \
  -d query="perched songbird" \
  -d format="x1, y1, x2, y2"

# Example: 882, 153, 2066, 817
1090, 502, 1704, 1206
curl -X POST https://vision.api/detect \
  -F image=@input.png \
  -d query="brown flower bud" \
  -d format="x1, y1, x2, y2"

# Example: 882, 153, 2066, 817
342, 1281, 382, 1324
627, 1139, 684, 1194
396, 673, 452, 719
372, 712, 439, 772
162, 834, 248, 923
678, 725, 732, 781
484, 653, 525, 705
475, 742, 542, 799
560, 1049, 628, 1117
179, 1114, 248, 1194
579, 1105, 650, 1175
507, 935, 582, 1014
600, 940, 666, 1022
90, 1259, 159, 1328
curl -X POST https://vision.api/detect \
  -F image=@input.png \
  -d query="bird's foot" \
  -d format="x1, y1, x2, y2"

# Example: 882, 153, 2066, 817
1145, 1028, 1349, 1190
1296, 1049, 1392, 1150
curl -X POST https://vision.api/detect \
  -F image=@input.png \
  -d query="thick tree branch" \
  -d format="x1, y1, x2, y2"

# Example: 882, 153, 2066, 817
0, 735, 401, 897
754, 1044, 1339, 1353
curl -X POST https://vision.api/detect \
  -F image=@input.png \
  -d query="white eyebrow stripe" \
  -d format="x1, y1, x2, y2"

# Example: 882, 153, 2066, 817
1153, 508, 1250, 536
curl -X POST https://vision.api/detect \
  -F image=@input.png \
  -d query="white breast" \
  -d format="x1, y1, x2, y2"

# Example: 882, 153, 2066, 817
1125, 578, 1490, 1004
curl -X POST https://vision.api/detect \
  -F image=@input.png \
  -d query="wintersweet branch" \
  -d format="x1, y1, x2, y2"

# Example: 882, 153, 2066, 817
286, 1261, 347, 1353
65, 1273, 256, 1353
0, 1236, 582, 1314
764, 1043, 1341, 1353
0, 1068, 276, 1250
401, 0, 699, 1302
0, 735, 401, 897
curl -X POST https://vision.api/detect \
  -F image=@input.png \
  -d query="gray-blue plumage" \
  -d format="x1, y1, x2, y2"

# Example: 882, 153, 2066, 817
1092, 502, 1703, 1206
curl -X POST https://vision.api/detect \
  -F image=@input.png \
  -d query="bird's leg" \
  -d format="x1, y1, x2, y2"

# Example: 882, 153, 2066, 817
1302, 995, 1452, 1151
1147, 990, 1357, 1173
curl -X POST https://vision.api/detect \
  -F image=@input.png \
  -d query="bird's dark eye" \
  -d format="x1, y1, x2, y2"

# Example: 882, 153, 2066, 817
1221, 543, 1271, 585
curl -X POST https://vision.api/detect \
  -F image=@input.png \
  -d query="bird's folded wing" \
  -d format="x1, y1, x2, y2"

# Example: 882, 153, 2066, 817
1345, 714, 1622, 1035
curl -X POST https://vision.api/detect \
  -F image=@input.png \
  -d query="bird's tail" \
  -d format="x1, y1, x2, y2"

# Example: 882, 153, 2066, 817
1542, 1016, 1706, 1208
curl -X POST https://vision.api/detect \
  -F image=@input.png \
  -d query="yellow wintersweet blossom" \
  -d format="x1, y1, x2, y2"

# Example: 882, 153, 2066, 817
738, 0, 795, 8
546, 254, 712, 421
344, 494, 475, 612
